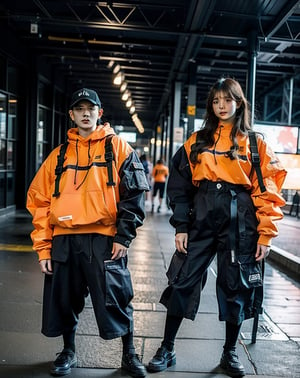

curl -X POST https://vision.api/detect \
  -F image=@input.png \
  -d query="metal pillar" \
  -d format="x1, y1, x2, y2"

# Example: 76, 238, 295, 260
187, 61, 197, 137
246, 31, 259, 126
169, 81, 182, 162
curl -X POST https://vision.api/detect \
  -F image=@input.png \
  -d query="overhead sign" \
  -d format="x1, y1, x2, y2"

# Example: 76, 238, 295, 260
187, 105, 196, 116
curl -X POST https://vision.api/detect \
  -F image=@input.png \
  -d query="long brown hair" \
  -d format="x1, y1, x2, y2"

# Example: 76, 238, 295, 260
190, 78, 251, 163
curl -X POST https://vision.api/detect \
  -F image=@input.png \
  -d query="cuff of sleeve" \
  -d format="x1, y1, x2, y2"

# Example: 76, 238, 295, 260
113, 235, 131, 248
258, 235, 272, 246
37, 249, 51, 261
176, 224, 189, 234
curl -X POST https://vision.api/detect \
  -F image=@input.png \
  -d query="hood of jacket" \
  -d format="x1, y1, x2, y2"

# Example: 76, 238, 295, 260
67, 123, 116, 146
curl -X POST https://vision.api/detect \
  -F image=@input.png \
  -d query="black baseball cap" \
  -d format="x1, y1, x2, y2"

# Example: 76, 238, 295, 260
70, 88, 101, 108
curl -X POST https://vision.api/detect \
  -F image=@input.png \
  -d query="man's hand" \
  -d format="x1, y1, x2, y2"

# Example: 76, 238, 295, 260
175, 232, 188, 254
255, 244, 270, 261
111, 242, 128, 260
39, 259, 53, 274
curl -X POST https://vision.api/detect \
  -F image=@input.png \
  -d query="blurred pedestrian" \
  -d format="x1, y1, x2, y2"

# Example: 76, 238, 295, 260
27, 88, 149, 377
151, 159, 169, 213
147, 78, 286, 377
289, 191, 299, 217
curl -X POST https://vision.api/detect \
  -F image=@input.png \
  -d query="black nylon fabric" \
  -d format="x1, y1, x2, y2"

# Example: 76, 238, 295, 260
42, 234, 133, 340
160, 180, 262, 325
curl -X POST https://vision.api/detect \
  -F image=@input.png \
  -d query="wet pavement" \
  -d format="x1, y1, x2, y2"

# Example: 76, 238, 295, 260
0, 205, 299, 378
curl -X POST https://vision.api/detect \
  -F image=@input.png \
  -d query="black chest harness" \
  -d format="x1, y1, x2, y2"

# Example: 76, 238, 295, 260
53, 134, 115, 198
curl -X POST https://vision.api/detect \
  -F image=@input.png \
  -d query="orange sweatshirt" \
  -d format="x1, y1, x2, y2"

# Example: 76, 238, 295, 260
169, 123, 287, 246
27, 124, 148, 260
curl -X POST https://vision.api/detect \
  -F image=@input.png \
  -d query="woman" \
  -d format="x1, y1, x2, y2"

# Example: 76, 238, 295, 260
147, 78, 286, 377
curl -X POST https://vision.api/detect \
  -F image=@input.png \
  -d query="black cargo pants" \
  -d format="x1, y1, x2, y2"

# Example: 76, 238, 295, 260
42, 233, 134, 340
160, 180, 261, 325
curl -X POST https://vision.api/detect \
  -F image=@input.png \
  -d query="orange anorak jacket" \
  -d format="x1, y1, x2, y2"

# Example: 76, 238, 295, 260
167, 123, 287, 246
27, 124, 149, 261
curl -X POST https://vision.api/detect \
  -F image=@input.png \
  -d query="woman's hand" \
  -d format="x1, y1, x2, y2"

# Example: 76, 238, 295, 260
255, 244, 270, 261
175, 232, 188, 254
39, 259, 53, 275
111, 242, 128, 260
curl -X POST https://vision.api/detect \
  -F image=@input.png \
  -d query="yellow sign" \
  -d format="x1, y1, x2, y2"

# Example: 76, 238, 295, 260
187, 105, 196, 116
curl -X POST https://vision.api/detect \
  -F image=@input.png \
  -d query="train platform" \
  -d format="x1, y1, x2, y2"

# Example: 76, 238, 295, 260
0, 206, 299, 378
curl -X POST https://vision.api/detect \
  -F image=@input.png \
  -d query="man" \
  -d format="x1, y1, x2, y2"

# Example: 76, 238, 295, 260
151, 159, 169, 213
27, 88, 149, 377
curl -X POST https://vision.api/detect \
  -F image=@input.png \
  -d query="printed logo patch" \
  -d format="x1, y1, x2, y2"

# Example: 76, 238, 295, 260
58, 215, 72, 221
249, 273, 261, 282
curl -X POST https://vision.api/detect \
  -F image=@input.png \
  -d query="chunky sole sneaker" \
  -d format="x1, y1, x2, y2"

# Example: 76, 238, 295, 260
121, 353, 147, 378
220, 350, 245, 377
147, 346, 176, 372
50, 349, 77, 376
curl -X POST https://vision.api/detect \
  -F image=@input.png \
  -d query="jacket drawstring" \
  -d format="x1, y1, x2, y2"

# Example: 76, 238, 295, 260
75, 139, 92, 190
74, 139, 79, 185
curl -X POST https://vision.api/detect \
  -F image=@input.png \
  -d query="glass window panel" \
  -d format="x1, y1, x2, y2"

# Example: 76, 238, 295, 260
7, 141, 15, 169
6, 172, 15, 206
0, 93, 7, 138
8, 97, 17, 139
0, 139, 6, 168
36, 107, 50, 169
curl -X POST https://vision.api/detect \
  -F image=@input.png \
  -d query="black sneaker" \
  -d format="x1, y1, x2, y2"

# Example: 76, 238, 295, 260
157, 205, 161, 213
50, 348, 77, 376
147, 345, 176, 372
121, 353, 147, 378
220, 349, 245, 377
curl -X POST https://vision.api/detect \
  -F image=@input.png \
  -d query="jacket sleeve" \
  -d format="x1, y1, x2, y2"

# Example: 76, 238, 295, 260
26, 150, 58, 261
167, 146, 198, 234
114, 150, 149, 247
250, 137, 287, 246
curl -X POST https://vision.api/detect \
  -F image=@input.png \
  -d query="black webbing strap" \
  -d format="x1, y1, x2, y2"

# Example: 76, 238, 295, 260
249, 131, 266, 193
53, 142, 68, 197
105, 134, 116, 186
229, 189, 238, 263
52, 135, 116, 197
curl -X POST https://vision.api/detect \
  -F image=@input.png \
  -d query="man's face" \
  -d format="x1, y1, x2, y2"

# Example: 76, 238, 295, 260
69, 100, 103, 135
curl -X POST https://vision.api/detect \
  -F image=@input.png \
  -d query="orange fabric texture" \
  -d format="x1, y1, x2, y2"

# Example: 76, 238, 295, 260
184, 123, 287, 246
27, 124, 132, 260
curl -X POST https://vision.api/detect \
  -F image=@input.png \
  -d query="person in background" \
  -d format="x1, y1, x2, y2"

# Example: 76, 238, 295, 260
151, 159, 169, 213
289, 190, 299, 217
27, 88, 149, 377
147, 78, 286, 377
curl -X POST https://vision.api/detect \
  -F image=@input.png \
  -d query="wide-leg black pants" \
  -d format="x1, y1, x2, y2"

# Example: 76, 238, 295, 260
160, 180, 262, 325
42, 233, 133, 339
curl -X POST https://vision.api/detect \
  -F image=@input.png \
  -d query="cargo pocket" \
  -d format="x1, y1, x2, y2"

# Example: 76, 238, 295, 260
104, 257, 134, 307
166, 250, 187, 285
218, 251, 263, 292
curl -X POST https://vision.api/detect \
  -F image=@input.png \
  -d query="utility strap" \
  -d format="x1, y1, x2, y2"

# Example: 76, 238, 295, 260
53, 142, 68, 197
249, 131, 266, 193
105, 134, 116, 186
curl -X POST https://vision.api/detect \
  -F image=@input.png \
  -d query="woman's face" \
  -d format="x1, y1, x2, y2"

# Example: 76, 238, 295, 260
212, 90, 240, 125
